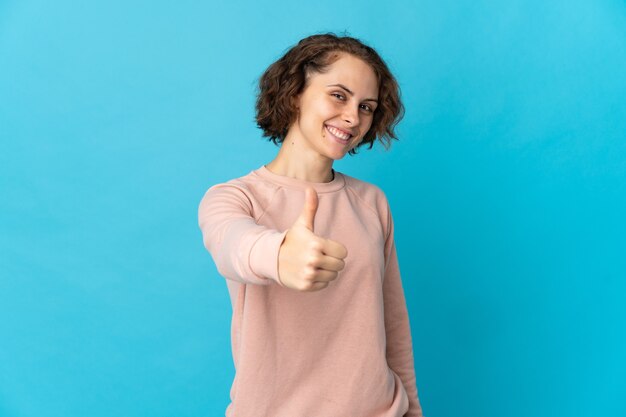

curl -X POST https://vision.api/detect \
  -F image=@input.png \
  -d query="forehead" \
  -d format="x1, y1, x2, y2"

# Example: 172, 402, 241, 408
307, 53, 378, 96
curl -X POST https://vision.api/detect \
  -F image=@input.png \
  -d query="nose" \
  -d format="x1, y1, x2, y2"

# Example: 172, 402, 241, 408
342, 104, 360, 126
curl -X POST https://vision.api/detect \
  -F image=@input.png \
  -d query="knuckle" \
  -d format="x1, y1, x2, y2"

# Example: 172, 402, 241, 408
307, 254, 321, 267
302, 266, 316, 280
310, 239, 322, 251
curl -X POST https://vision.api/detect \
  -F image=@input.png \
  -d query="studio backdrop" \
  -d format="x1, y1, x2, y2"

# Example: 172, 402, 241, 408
1, 0, 625, 416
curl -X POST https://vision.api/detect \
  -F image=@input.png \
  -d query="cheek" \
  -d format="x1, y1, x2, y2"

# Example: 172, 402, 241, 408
317, 97, 339, 113
298, 111, 325, 135
302, 99, 329, 118
362, 117, 374, 133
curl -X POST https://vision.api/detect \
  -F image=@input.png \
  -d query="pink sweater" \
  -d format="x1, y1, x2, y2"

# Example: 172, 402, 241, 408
198, 164, 424, 417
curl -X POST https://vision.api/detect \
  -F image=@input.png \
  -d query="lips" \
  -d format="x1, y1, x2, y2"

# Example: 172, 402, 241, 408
325, 126, 349, 145
325, 124, 353, 144
326, 124, 353, 137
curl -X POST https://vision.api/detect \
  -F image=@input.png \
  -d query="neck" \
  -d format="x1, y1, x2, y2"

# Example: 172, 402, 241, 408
265, 140, 335, 183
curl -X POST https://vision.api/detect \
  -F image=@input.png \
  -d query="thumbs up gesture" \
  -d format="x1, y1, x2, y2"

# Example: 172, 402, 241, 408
277, 186, 348, 292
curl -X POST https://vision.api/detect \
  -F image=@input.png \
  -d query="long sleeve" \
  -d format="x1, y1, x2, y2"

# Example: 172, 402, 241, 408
382, 199, 424, 417
197, 182, 288, 286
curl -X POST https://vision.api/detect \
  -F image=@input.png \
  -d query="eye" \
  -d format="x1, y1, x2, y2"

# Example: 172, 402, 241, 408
360, 103, 374, 113
331, 93, 346, 100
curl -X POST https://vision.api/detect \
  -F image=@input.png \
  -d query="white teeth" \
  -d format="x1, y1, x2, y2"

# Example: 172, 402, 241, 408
326, 125, 351, 140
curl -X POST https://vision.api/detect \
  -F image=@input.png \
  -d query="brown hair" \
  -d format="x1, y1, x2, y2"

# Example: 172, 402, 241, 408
255, 32, 405, 155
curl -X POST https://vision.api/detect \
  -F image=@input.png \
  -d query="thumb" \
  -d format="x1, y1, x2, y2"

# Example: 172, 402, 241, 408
295, 186, 319, 232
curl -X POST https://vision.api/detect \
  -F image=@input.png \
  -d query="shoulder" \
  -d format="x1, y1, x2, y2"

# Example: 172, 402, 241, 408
341, 172, 392, 234
198, 169, 280, 215
342, 172, 390, 208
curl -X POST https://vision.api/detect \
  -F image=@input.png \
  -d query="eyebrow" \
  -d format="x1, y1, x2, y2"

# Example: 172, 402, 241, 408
326, 84, 378, 103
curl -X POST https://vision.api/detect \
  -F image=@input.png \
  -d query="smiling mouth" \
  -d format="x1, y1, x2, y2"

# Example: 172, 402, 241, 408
325, 125, 352, 143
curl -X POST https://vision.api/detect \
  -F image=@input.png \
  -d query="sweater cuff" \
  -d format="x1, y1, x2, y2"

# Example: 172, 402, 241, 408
249, 229, 288, 285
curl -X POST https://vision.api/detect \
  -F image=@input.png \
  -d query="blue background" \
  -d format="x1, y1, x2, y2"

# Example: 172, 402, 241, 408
1, 0, 625, 416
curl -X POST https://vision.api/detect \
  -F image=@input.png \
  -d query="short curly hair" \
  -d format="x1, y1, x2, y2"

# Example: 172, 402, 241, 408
255, 32, 405, 156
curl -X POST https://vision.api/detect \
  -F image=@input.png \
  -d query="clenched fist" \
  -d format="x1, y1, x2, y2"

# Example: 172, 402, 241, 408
277, 186, 348, 292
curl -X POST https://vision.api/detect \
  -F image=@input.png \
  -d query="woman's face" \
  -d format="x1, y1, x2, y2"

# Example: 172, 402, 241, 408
288, 52, 379, 160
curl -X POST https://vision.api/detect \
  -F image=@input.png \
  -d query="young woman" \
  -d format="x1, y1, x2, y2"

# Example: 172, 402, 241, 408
198, 33, 424, 417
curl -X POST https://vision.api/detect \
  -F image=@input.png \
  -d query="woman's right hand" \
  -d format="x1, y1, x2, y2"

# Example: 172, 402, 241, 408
277, 187, 348, 292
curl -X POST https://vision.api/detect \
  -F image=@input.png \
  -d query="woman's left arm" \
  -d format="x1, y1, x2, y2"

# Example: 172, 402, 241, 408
382, 198, 424, 417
